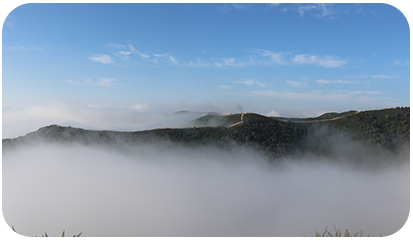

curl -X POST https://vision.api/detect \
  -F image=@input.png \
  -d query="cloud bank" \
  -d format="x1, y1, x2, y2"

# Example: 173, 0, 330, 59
2, 102, 204, 139
3, 142, 409, 237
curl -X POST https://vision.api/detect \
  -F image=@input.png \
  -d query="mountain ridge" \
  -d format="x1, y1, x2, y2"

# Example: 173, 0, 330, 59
3, 107, 409, 164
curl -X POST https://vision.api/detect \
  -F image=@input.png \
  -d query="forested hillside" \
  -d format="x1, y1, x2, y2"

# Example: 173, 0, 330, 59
3, 107, 409, 164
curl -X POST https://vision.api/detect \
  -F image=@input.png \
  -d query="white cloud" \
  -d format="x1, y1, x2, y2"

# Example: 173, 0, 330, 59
137, 51, 150, 59
231, 3, 250, 10
129, 103, 149, 111
296, 4, 336, 19
251, 49, 284, 65
255, 79, 268, 88
393, 59, 409, 66
316, 79, 330, 84
293, 54, 347, 68
316, 79, 356, 84
183, 59, 210, 68
268, 3, 280, 8
297, 4, 317, 17
66, 79, 89, 86
118, 50, 132, 60
93, 44, 349, 70
218, 85, 234, 89
169, 56, 179, 65
152, 53, 180, 65
88, 54, 114, 64
233, 79, 255, 86
223, 58, 236, 66
267, 110, 280, 117
7, 46, 43, 51
250, 89, 383, 102
217, 4, 230, 13
371, 74, 393, 79
232, 78, 267, 87
336, 80, 355, 84
316, 3, 336, 18
117, 45, 149, 60
66, 78, 118, 87
4, 16, 15, 29
106, 43, 126, 49
98, 78, 117, 87
153, 53, 169, 58
287, 80, 307, 87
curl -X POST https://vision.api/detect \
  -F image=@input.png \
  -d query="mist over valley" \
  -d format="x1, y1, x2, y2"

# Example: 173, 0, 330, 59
3, 3, 411, 238
3, 107, 410, 237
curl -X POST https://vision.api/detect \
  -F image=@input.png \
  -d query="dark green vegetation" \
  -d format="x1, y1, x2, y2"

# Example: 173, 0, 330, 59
3, 107, 409, 165
272, 110, 358, 122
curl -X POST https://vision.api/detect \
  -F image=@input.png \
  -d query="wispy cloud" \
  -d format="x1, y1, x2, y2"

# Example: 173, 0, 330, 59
118, 50, 132, 60
152, 53, 180, 65
217, 3, 250, 13
118, 45, 134, 60
217, 85, 234, 89
106, 43, 150, 60
287, 80, 307, 87
3, 15, 14, 28
118, 45, 150, 60
66, 78, 118, 87
295, 3, 337, 19
233, 79, 255, 86
231, 4, 250, 10
251, 49, 285, 65
88, 54, 114, 64
393, 59, 409, 66
371, 74, 393, 79
251, 89, 383, 102
98, 78, 117, 87
7, 46, 44, 51
316, 3, 336, 18
268, 3, 281, 8
293, 54, 347, 68
316, 79, 356, 84
346, 74, 395, 80
297, 4, 317, 17
106, 43, 126, 49
217, 4, 230, 13
97, 44, 346, 69
232, 78, 267, 88
66, 79, 89, 86
169, 56, 179, 65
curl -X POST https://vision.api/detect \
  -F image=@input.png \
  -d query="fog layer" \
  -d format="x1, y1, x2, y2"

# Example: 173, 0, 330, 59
3, 143, 409, 237
2, 102, 204, 139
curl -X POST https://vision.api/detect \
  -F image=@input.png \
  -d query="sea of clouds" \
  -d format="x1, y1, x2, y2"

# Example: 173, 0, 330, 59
2, 102, 411, 237
3, 141, 410, 237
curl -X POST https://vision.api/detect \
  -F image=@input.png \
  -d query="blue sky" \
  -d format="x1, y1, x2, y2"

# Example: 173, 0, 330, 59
1, 3, 411, 135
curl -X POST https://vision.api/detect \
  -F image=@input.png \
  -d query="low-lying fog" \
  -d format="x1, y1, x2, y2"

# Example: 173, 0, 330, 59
3, 142, 409, 237
2, 102, 208, 139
